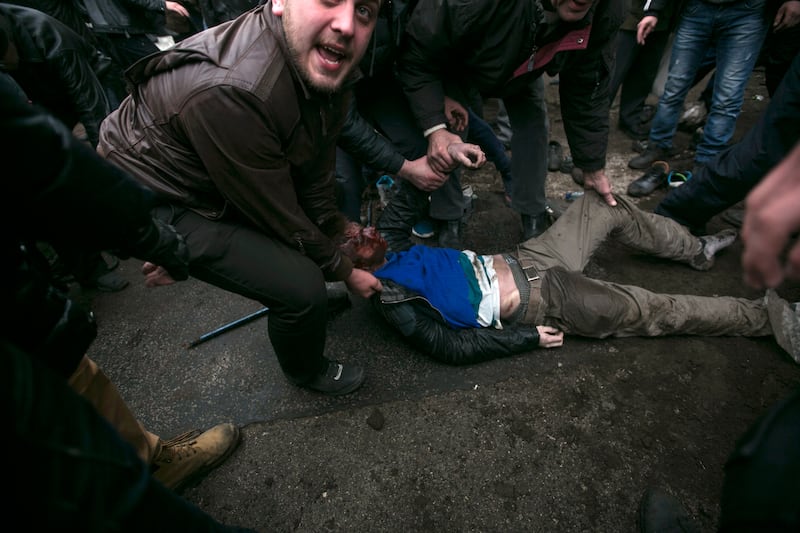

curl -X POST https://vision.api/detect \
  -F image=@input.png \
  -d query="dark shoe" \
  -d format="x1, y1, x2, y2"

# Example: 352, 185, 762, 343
547, 140, 563, 172
640, 104, 656, 124
637, 487, 700, 533
152, 423, 241, 493
521, 212, 551, 241
437, 219, 462, 249
559, 155, 575, 174
301, 360, 365, 396
632, 139, 649, 153
87, 270, 130, 292
720, 204, 745, 228
688, 228, 737, 271
629, 145, 671, 170
619, 121, 649, 141
571, 167, 584, 186
627, 160, 670, 197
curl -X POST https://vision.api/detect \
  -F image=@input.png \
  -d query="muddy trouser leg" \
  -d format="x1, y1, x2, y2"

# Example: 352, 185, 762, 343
69, 355, 161, 463
719, 387, 800, 532
516, 192, 704, 273
539, 267, 771, 338
375, 178, 431, 252
655, 53, 800, 231
5, 341, 245, 532
154, 206, 329, 384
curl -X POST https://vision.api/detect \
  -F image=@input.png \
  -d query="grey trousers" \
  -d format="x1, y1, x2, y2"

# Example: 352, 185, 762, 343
515, 193, 771, 338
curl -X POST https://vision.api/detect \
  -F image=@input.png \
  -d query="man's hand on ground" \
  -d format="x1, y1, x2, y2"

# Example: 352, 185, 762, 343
582, 169, 617, 207
142, 262, 177, 287
537, 326, 564, 348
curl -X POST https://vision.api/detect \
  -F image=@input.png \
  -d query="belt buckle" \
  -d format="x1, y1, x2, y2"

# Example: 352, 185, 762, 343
515, 246, 540, 282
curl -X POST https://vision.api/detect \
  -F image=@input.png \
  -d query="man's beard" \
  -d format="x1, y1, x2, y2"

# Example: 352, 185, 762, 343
286, 41, 341, 95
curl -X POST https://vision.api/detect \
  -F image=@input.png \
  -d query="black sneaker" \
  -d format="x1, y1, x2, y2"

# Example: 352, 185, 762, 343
627, 160, 670, 197
301, 360, 365, 396
547, 140, 563, 171
629, 145, 672, 170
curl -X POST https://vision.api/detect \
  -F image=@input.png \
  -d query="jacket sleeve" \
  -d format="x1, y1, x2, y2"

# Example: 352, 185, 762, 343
53, 50, 111, 148
397, 0, 494, 131
371, 296, 542, 365
0, 73, 183, 264
558, 0, 624, 172
337, 97, 406, 175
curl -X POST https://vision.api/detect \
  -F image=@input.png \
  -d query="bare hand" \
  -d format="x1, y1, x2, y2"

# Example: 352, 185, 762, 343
447, 143, 486, 169
345, 268, 383, 299
427, 128, 462, 174
636, 16, 658, 45
166, 1, 190, 17
581, 168, 617, 207
741, 142, 800, 288
444, 96, 469, 132
537, 326, 564, 348
397, 155, 448, 191
142, 261, 177, 287
773, 0, 800, 31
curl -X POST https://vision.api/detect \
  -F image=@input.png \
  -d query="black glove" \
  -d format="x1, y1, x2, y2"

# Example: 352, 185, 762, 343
118, 218, 190, 281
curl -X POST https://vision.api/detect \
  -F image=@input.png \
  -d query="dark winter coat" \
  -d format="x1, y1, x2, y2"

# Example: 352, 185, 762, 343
0, 4, 110, 146
398, 0, 625, 172
372, 280, 542, 365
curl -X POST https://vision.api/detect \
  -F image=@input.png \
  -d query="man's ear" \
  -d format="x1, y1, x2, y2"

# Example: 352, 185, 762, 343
272, 0, 285, 16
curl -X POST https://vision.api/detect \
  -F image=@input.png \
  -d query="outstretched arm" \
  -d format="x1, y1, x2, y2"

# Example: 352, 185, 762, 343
372, 297, 549, 365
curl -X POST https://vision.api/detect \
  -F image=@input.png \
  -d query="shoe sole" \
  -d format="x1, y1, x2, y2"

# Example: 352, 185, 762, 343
324, 370, 365, 396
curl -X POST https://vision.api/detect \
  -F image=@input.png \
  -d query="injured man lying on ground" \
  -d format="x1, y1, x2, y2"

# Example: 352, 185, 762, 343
338, 192, 800, 366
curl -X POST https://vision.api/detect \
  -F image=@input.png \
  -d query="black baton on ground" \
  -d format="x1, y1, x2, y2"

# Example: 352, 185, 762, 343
186, 307, 269, 349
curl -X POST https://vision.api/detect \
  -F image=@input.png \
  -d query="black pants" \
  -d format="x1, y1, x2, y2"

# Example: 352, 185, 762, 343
609, 28, 671, 130
154, 205, 329, 383
655, 53, 800, 232
3, 340, 249, 532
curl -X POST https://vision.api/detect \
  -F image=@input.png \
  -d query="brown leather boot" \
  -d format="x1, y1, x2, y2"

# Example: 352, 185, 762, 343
152, 423, 240, 492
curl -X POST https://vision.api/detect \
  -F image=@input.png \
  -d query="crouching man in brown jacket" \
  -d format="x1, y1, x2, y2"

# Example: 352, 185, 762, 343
98, 0, 383, 395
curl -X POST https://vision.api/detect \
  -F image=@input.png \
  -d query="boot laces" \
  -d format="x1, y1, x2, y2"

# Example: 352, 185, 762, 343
157, 429, 202, 463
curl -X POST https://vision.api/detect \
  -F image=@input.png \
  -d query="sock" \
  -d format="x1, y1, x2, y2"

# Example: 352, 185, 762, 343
689, 229, 737, 271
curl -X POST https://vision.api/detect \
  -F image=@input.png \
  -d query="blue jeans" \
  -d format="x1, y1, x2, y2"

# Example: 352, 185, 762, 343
649, 0, 767, 164
655, 52, 800, 232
